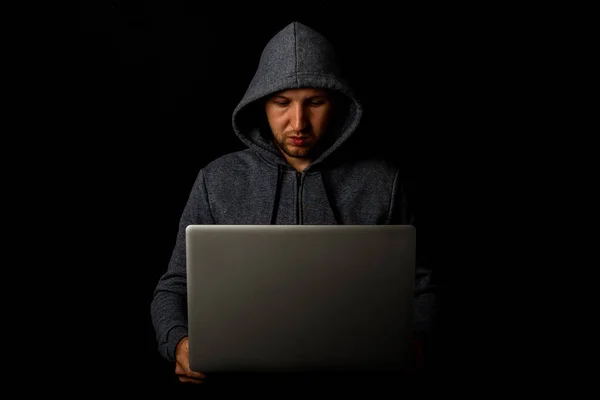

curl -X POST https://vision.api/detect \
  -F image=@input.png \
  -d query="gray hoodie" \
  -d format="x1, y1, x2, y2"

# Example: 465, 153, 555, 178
150, 21, 435, 364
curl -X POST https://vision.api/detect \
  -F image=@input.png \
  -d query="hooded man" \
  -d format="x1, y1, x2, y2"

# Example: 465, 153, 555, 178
151, 21, 436, 384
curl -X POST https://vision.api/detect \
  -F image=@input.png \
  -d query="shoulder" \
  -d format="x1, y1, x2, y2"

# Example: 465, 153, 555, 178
203, 149, 253, 169
202, 149, 261, 178
328, 155, 400, 181
354, 156, 399, 175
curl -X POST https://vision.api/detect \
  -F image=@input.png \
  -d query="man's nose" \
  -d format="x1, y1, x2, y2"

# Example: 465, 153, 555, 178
290, 104, 308, 132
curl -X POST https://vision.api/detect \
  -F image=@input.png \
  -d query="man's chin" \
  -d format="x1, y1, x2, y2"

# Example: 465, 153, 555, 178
283, 146, 313, 159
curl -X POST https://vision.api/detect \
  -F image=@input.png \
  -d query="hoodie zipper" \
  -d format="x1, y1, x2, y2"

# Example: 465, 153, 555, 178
296, 171, 304, 225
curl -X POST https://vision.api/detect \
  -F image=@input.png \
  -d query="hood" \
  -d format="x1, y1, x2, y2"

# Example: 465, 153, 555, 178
231, 21, 363, 171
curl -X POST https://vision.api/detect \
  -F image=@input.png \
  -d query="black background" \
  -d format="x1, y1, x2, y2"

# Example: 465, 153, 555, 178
72, 1, 533, 388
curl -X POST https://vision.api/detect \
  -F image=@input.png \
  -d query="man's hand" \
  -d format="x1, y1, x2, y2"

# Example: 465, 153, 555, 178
175, 337, 206, 384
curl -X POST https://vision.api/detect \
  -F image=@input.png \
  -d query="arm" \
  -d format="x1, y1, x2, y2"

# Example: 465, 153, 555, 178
150, 169, 215, 363
388, 171, 438, 368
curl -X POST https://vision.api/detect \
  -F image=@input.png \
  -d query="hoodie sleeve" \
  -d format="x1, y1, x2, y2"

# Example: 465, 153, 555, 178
388, 171, 437, 369
150, 169, 215, 363
388, 171, 437, 335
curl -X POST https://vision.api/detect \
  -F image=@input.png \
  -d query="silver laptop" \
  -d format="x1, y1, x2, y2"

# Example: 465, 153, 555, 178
185, 224, 416, 374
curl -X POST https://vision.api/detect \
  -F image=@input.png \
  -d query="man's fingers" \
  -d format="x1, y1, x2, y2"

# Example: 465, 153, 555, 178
186, 369, 205, 379
175, 363, 206, 379
179, 376, 204, 384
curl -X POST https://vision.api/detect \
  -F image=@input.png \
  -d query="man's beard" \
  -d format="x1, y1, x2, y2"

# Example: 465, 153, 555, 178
274, 135, 319, 159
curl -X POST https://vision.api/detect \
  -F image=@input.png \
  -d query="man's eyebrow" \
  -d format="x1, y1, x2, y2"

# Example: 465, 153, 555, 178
269, 94, 291, 101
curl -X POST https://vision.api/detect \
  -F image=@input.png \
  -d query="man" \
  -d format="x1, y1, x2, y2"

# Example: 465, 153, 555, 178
150, 21, 436, 385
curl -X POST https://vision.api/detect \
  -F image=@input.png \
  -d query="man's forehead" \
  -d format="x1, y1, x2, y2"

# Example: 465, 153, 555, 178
272, 88, 330, 98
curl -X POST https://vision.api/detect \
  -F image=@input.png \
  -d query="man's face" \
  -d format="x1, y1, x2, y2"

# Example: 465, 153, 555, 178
265, 88, 334, 162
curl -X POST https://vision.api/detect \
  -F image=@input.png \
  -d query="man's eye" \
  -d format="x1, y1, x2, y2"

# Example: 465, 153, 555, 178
274, 101, 289, 106
309, 101, 325, 107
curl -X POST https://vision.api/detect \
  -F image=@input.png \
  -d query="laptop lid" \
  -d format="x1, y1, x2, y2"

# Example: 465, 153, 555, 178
185, 224, 416, 373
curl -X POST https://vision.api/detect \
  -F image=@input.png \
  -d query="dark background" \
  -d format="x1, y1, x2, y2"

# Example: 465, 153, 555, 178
73, 1, 531, 388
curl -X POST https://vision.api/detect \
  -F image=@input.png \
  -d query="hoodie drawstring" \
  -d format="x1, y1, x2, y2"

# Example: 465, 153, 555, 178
318, 169, 341, 224
270, 165, 283, 224
269, 165, 341, 225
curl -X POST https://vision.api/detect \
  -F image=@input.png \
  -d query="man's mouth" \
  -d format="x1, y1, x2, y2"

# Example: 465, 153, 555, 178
288, 136, 308, 146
